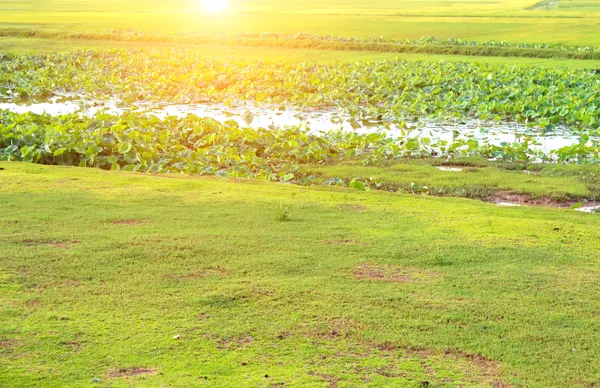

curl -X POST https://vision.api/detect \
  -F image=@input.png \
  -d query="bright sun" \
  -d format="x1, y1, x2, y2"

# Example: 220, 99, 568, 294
200, 0, 229, 13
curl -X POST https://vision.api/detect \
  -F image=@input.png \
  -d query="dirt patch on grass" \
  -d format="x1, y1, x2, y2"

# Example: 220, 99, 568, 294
321, 239, 371, 246
25, 299, 41, 307
384, 345, 508, 387
444, 350, 507, 387
0, 339, 17, 350
61, 340, 83, 352
279, 313, 507, 387
111, 219, 144, 226
163, 267, 228, 280
309, 372, 340, 388
216, 335, 254, 350
366, 343, 508, 387
301, 318, 367, 341
66, 341, 82, 351
109, 367, 157, 378
304, 333, 508, 387
21, 239, 77, 249
352, 264, 443, 283
339, 204, 367, 212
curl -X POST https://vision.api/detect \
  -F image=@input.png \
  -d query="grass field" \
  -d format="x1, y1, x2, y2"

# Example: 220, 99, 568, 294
310, 159, 600, 201
1, 0, 599, 60
2, 162, 600, 387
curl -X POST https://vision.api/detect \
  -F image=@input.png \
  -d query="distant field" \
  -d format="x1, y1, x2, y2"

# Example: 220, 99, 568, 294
1, 0, 600, 46
3, 37, 600, 69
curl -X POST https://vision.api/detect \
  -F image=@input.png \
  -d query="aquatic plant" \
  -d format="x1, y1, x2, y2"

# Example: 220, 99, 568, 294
2, 111, 599, 182
1, 50, 598, 132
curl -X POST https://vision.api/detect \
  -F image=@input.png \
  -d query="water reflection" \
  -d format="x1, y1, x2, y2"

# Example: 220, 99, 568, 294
0, 100, 594, 154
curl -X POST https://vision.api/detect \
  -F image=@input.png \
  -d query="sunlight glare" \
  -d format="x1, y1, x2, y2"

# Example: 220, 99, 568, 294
200, 0, 229, 13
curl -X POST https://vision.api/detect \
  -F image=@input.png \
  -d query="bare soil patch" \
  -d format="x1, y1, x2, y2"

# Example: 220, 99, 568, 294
299, 314, 508, 387
352, 264, 443, 283
393, 345, 508, 387
216, 335, 254, 350
444, 350, 507, 387
0, 339, 17, 350
25, 299, 40, 307
368, 343, 508, 387
64, 341, 83, 352
163, 267, 228, 280
21, 239, 77, 248
309, 372, 340, 388
109, 367, 157, 378
111, 219, 144, 225
339, 204, 367, 212
321, 239, 371, 246
302, 318, 367, 341
306, 332, 508, 387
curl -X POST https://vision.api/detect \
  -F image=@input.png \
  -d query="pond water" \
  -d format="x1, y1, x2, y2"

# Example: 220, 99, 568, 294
492, 200, 600, 212
575, 204, 600, 213
0, 100, 593, 155
437, 166, 464, 172
495, 202, 522, 207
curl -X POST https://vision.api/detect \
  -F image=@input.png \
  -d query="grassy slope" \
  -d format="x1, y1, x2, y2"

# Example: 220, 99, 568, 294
310, 159, 600, 200
1, 162, 600, 387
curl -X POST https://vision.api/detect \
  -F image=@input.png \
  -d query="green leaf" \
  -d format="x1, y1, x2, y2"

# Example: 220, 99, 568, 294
53, 148, 67, 157
349, 178, 369, 191
118, 142, 132, 154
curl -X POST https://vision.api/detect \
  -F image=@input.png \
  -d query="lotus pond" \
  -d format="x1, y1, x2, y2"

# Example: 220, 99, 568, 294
2, 49, 599, 131
1, 49, 600, 205
0, 99, 594, 154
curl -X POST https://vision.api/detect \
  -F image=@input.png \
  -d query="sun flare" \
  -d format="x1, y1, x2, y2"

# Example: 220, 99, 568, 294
200, 0, 229, 13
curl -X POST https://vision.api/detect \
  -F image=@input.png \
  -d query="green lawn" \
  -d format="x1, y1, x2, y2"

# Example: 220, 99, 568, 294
1, 162, 600, 386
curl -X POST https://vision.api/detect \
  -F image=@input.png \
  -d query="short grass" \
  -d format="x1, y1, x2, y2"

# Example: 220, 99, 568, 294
310, 159, 600, 200
1, 162, 600, 386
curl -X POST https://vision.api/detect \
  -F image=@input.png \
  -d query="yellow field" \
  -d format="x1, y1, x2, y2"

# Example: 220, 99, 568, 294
1, 0, 599, 45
